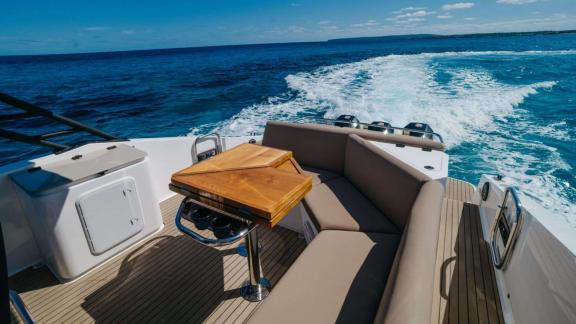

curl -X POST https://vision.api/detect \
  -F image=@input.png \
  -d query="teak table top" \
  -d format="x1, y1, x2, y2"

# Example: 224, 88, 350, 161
170, 144, 312, 227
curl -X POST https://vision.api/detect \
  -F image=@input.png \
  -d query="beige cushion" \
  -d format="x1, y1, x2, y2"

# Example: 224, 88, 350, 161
247, 230, 400, 324
373, 180, 444, 324
262, 121, 349, 173
304, 177, 399, 234
344, 134, 430, 230
301, 165, 342, 185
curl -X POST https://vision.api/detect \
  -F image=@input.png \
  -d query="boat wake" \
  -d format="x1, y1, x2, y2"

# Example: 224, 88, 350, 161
190, 49, 576, 225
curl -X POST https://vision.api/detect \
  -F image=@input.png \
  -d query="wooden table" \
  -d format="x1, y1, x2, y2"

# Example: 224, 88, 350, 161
169, 143, 311, 302
170, 143, 312, 228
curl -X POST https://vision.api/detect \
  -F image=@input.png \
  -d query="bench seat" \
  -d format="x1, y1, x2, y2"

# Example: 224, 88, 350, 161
247, 230, 400, 324
301, 165, 341, 185
304, 177, 399, 233
249, 121, 446, 323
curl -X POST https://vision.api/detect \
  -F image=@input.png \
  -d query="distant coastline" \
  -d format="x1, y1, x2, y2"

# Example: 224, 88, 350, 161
1, 29, 575, 59
327, 29, 576, 43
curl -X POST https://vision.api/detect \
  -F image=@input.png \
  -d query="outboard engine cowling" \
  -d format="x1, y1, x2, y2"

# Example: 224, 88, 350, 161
334, 115, 360, 128
403, 122, 434, 140
368, 121, 393, 134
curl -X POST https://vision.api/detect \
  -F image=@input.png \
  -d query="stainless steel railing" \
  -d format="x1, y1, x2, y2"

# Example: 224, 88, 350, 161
191, 133, 224, 164
490, 187, 524, 269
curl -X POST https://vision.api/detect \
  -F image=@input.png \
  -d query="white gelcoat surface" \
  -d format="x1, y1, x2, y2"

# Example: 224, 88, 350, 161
369, 141, 449, 180
478, 175, 576, 324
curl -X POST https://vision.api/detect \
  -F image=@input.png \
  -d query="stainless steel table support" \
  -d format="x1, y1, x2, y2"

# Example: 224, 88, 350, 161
172, 193, 271, 302
240, 229, 271, 301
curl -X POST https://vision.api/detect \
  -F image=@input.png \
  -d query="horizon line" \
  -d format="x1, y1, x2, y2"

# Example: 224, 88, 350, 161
1, 28, 575, 58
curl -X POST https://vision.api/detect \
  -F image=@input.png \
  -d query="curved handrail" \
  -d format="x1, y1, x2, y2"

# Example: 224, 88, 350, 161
191, 133, 223, 164
174, 198, 256, 247
490, 187, 524, 269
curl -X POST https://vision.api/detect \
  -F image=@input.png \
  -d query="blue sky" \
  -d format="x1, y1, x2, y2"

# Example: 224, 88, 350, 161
1, 0, 575, 55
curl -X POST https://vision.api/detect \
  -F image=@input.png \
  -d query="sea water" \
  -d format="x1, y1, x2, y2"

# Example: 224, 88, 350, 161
0, 32, 574, 225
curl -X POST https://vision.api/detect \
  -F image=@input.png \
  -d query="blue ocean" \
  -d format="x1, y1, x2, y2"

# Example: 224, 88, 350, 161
0, 32, 575, 224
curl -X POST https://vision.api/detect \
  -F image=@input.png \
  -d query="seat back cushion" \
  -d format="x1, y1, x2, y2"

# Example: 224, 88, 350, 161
262, 121, 349, 173
373, 180, 444, 324
344, 134, 431, 230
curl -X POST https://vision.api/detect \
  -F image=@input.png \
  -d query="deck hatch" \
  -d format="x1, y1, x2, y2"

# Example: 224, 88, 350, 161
76, 177, 144, 255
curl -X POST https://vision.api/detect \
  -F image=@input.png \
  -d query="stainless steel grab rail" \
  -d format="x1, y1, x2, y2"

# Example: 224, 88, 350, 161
191, 133, 224, 164
490, 187, 524, 269
10, 290, 35, 324
174, 198, 256, 247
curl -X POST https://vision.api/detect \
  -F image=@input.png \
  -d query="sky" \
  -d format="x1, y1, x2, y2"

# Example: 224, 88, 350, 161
0, 0, 575, 55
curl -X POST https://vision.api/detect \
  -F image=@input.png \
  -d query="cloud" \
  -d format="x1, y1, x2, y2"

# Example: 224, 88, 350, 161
464, 17, 476, 20
393, 7, 427, 14
121, 29, 135, 35
317, 20, 331, 25
351, 20, 380, 27
321, 25, 339, 31
83, 26, 109, 32
497, 0, 537, 4
397, 10, 436, 18
287, 25, 305, 33
437, 15, 453, 19
290, 3, 301, 7
442, 2, 475, 10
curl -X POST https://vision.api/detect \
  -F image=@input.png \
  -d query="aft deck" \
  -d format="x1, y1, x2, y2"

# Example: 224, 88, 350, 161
9, 195, 306, 323
9, 178, 504, 323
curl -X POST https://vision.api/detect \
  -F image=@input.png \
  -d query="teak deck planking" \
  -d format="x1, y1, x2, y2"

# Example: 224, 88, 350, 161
9, 194, 306, 324
431, 178, 504, 324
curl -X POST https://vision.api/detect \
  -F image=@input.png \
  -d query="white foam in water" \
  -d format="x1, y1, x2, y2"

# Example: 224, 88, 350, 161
190, 49, 575, 225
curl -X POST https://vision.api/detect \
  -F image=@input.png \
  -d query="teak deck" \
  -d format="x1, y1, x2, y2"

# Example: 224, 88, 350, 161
9, 195, 306, 324
171, 144, 312, 227
9, 178, 504, 323
432, 178, 505, 324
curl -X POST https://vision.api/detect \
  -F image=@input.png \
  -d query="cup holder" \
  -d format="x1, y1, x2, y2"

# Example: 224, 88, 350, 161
191, 208, 212, 230
211, 216, 233, 239
181, 202, 250, 240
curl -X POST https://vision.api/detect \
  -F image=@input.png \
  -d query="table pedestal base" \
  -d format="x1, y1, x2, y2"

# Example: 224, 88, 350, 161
241, 279, 271, 302
241, 229, 270, 302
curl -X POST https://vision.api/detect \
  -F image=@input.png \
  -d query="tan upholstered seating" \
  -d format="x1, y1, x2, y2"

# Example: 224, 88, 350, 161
247, 230, 400, 324
248, 121, 445, 324
373, 180, 444, 323
304, 177, 399, 233
303, 135, 430, 233
300, 165, 341, 185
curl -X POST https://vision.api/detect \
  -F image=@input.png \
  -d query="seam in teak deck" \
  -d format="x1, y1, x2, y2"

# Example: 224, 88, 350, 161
432, 178, 504, 324
9, 194, 306, 324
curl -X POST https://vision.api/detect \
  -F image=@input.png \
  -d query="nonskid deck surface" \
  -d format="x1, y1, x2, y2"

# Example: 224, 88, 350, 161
9, 178, 504, 323
432, 178, 504, 324
9, 195, 306, 324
